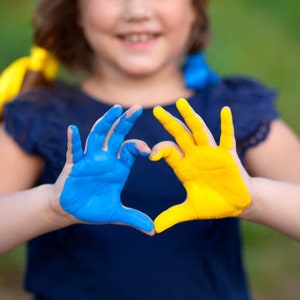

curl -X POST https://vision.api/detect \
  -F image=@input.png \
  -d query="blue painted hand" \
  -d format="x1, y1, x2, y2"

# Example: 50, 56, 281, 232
60, 105, 154, 235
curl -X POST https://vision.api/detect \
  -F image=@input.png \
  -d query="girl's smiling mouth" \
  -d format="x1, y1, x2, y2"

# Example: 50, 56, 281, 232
116, 32, 161, 50
118, 33, 159, 43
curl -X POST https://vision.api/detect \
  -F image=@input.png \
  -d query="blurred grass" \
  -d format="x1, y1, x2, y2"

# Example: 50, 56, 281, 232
210, 1, 300, 298
208, 0, 300, 132
1, 0, 300, 299
0, 2, 34, 70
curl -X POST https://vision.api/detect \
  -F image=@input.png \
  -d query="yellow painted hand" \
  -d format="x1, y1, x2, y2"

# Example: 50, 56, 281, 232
151, 98, 251, 233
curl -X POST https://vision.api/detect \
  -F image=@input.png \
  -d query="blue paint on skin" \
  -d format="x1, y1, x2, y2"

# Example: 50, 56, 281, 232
60, 105, 154, 233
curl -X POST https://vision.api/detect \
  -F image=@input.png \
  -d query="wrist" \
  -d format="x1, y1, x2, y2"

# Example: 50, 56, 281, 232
43, 184, 78, 228
239, 177, 263, 222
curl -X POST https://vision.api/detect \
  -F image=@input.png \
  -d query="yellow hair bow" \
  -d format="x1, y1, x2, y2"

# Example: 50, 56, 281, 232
0, 46, 59, 115
151, 98, 251, 233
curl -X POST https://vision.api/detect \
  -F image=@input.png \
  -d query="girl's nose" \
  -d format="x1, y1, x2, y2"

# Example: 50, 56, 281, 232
123, 0, 152, 22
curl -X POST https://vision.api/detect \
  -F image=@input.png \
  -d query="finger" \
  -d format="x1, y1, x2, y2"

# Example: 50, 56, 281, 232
150, 141, 183, 170
176, 98, 210, 146
153, 106, 195, 150
69, 125, 83, 163
106, 105, 143, 154
119, 140, 151, 167
112, 207, 155, 235
219, 106, 235, 151
85, 105, 123, 154
154, 203, 196, 233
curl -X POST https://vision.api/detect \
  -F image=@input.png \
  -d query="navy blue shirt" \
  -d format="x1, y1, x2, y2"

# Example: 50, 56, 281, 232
4, 76, 279, 300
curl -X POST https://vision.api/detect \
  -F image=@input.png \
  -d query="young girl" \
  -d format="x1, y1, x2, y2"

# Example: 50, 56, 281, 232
0, 105, 154, 255
1, 0, 300, 299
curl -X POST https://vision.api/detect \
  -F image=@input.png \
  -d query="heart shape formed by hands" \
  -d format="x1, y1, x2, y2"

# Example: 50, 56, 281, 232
59, 100, 250, 236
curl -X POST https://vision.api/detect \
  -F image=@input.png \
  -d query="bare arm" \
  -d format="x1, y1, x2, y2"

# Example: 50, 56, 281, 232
245, 119, 300, 183
223, 119, 300, 241
241, 119, 300, 241
242, 177, 300, 241
0, 124, 44, 194
0, 105, 154, 254
0, 184, 74, 254
151, 99, 300, 241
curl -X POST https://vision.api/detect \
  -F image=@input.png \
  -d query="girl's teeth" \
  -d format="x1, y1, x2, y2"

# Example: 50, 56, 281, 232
124, 34, 153, 42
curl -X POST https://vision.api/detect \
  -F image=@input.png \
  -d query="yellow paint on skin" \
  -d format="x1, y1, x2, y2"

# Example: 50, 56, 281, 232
151, 99, 251, 233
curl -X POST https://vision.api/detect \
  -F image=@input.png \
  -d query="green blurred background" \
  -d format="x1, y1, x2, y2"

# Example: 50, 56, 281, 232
1, 0, 300, 299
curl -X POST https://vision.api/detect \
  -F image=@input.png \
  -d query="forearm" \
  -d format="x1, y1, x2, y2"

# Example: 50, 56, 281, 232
241, 177, 300, 241
0, 184, 75, 254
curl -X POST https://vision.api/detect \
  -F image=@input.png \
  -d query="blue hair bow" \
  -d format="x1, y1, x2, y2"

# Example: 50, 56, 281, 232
183, 52, 219, 90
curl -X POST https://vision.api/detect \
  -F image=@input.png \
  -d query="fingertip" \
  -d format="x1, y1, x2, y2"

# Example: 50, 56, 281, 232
176, 98, 196, 120
152, 106, 164, 119
133, 139, 151, 153
220, 106, 235, 150
221, 106, 229, 113
154, 215, 163, 233
67, 126, 72, 139
154, 221, 166, 234
132, 141, 151, 155
154, 228, 163, 234
141, 223, 156, 236
221, 106, 232, 122
126, 105, 143, 119
176, 97, 188, 109
113, 104, 122, 108
138, 151, 150, 158
125, 210, 155, 235
140, 229, 155, 236
69, 124, 80, 141
148, 229, 156, 236
149, 151, 162, 161
138, 149, 151, 157
92, 105, 123, 133
69, 124, 76, 132
135, 107, 143, 119
110, 104, 123, 115
119, 141, 150, 165
106, 105, 124, 120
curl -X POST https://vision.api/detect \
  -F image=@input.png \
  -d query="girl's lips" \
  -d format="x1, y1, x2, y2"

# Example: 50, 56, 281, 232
117, 33, 160, 50
118, 33, 158, 42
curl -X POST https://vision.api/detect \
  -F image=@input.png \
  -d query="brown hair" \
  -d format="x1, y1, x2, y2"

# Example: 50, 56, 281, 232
22, 0, 210, 91
190, 0, 210, 53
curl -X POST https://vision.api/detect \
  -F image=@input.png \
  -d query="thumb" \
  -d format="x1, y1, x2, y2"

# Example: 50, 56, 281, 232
154, 202, 196, 233
68, 125, 83, 163
150, 141, 182, 170
112, 207, 155, 235
119, 140, 150, 167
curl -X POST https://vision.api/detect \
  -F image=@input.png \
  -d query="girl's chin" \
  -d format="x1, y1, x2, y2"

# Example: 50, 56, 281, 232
119, 66, 161, 79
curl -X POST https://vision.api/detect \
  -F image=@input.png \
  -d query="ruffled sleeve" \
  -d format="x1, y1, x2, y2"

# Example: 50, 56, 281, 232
4, 90, 47, 155
212, 76, 280, 157
3, 86, 70, 180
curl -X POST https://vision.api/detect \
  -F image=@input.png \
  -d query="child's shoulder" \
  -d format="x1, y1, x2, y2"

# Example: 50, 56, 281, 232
200, 74, 279, 110
4, 80, 80, 113
217, 75, 280, 142
190, 75, 280, 144
218, 75, 278, 98
19, 80, 77, 103
3, 80, 80, 129
191, 74, 279, 113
